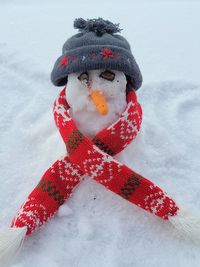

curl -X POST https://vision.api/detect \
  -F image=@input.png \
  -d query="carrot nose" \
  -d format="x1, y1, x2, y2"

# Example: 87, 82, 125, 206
89, 90, 109, 116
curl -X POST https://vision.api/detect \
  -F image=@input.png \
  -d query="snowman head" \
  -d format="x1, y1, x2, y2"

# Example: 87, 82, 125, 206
51, 18, 142, 110
66, 69, 127, 115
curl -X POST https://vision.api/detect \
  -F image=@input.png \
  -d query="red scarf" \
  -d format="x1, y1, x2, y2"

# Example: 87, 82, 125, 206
11, 88, 179, 235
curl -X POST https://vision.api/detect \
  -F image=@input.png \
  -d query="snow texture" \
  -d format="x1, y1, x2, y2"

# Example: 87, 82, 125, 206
0, 1, 200, 267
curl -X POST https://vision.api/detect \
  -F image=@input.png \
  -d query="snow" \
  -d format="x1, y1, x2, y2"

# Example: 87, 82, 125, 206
0, 0, 200, 266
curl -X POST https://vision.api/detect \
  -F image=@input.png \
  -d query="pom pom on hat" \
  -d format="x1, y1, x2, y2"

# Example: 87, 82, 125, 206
74, 17, 122, 36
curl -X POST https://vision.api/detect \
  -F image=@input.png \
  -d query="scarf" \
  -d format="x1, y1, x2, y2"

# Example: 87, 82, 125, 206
11, 87, 179, 235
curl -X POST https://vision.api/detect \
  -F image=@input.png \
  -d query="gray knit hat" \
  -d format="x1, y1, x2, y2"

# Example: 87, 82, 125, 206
51, 18, 143, 90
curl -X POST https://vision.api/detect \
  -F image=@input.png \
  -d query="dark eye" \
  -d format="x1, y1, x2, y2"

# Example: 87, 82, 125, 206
78, 72, 89, 82
99, 70, 115, 81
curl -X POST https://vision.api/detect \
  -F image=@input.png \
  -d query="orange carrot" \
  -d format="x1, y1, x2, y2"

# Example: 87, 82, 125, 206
90, 90, 109, 115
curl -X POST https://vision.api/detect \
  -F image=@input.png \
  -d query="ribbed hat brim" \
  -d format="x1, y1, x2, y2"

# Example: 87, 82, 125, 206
51, 45, 142, 90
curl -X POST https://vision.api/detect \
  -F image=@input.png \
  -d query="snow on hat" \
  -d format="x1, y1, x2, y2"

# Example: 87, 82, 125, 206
51, 18, 143, 90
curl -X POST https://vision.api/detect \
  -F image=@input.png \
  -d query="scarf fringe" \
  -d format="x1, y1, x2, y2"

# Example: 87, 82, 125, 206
0, 227, 27, 266
169, 207, 200, 244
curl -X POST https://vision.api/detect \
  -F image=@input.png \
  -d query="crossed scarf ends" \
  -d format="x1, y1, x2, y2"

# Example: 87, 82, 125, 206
11, 88, 179, 235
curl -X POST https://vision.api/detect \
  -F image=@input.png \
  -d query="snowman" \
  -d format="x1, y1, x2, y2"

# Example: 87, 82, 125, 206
1, 17, 200, 266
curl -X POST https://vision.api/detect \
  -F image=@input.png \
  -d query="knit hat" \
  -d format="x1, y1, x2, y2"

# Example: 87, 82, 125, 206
51, 18, 143, 90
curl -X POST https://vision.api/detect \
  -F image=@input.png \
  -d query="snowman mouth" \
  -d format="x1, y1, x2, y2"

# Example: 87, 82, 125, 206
89, 90, 109, 116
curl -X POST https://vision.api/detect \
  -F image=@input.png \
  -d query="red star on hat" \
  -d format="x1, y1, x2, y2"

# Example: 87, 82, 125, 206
100, 48, 113, 60
59, 56, 70, 66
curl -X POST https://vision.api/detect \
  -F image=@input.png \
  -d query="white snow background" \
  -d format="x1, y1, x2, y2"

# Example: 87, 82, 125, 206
0, 0, 200, 266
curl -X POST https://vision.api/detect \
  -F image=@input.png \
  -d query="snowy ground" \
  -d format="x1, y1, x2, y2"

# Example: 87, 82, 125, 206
0, 1, 200, 266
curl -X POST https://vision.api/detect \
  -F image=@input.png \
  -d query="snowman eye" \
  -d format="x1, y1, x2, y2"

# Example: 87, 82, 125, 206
99, 70, 115, 81
78, 72, 89, 82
